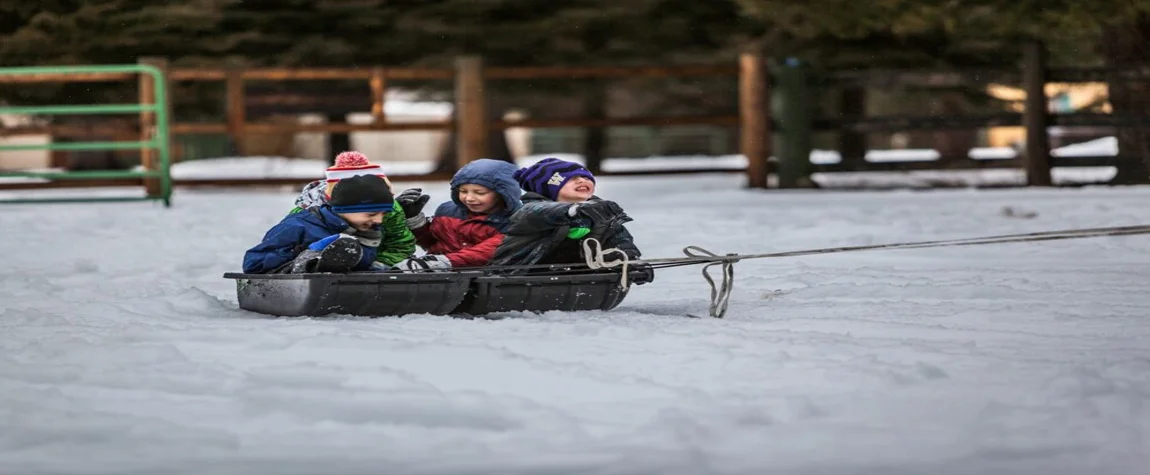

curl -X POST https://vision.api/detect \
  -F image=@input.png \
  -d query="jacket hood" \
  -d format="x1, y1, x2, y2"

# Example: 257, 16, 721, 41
450, 159, 523, 214
294, 180, 329, 209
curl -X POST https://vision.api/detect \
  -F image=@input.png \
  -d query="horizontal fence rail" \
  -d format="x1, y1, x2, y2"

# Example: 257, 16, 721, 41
0, 48, 1143, 193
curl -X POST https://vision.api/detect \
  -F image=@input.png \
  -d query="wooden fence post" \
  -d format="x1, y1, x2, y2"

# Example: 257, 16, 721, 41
138, 57, 169, 197
370, 67, 387, 124
739, 48, 771, 189
1022, 40, 1053, 186
455, 56, 487, 170
225, 68, 246, 156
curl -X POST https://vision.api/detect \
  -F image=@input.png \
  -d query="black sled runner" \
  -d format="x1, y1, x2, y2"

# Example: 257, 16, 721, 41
222, 268, 647, 317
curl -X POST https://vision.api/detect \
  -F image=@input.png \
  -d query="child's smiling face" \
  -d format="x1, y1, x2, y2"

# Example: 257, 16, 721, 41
339, 211, 386, 232
458, 184, 503, 214
556, 176, 595, 203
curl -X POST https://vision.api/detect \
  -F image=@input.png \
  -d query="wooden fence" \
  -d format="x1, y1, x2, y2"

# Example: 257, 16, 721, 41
786, 41, 1150, 188
0, 57, 749, 190
1, 43, 1144, 191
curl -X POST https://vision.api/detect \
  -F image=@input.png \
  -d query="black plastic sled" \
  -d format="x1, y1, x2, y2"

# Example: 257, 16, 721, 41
222, 268, 645, 317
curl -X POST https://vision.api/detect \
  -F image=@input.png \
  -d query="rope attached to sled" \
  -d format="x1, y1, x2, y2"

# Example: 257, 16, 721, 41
581, 238, 632, 288
393, 224, 1150, 319
580, 239, 740, 318
638, 224, 1150, 268
575, 223, 1150, 319
682, 246, 739, 319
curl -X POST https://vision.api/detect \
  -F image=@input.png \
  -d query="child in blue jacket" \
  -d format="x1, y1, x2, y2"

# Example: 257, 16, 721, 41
243, 174, 397, 274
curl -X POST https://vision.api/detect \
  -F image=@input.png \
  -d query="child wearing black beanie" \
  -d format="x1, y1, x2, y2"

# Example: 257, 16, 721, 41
243, 174, 402, 274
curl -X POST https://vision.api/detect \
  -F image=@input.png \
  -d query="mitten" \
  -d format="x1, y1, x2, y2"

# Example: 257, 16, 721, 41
567, 227, 591, 239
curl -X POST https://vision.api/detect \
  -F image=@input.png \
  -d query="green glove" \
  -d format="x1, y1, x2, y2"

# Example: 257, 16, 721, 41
567, 227, 590, 239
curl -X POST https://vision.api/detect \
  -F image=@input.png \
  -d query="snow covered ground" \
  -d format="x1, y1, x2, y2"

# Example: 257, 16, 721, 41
2, 173, 1149, 474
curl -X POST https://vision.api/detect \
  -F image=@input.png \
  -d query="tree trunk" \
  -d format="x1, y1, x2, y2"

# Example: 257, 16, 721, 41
582, 81, 608, 174
1101, 14, 1150, 185
838, 85, 866, 170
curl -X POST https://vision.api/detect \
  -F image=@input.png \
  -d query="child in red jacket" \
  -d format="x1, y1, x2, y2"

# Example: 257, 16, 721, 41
391, 159, 523, 270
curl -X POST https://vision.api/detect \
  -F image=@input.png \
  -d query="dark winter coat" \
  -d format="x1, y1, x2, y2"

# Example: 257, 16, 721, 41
490, 192, 641, 272
243, 206, 379, 274
414, 159, 523, 267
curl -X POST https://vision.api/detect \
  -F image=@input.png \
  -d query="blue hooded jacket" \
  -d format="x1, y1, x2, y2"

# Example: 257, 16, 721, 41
442, 158, 524, 228
243, 206, 380, 274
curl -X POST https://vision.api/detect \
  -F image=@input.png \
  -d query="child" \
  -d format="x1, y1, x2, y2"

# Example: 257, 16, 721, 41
291, 151, 416, 268
390, 158, 523, 271
243, 174, 395, 274
490, 157, 653, 284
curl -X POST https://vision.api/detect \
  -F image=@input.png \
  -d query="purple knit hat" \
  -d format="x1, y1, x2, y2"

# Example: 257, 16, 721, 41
512, 158, 596, 200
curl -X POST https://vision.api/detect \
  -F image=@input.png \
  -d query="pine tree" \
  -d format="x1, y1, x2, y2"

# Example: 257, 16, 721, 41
0, 0, 228, 110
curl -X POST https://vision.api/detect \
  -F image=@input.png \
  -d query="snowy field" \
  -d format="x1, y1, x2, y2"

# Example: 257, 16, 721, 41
2, 173, 1149, 474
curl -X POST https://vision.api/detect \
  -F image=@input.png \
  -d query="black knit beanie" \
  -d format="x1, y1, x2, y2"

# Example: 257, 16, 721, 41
328, 174, 395, 213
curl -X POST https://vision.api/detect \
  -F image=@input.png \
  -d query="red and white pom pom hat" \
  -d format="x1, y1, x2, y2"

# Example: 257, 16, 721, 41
325, 151, 391, 193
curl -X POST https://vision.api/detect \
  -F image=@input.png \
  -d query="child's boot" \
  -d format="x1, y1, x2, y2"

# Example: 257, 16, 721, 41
290, 234, 362, 273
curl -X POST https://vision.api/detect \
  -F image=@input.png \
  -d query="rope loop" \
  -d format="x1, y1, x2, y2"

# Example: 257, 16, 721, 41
582, 238, 632, 288
682, 246, 739, 318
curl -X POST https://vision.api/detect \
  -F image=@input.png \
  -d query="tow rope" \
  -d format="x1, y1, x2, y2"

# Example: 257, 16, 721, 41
580, 224, 1150, 319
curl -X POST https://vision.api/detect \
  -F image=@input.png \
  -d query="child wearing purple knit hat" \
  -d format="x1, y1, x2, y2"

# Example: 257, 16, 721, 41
491, 158, 653, 284
512, 157, 597, 203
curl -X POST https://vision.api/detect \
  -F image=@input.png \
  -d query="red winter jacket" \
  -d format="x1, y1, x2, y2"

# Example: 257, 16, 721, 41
414, 158, 524, 268
413, 201, 515, 268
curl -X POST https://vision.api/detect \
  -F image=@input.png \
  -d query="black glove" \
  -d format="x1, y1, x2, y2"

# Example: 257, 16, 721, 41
577, 200, 631, 229
629, 262, 655, 285
396, 188, 431, 218
396, 188, 432, 229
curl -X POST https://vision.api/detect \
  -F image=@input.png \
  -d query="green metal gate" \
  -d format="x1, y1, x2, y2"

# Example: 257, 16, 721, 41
0, 64, 172, 206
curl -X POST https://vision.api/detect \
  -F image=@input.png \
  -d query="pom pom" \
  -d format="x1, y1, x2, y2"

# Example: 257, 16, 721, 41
334, 151, 370, 168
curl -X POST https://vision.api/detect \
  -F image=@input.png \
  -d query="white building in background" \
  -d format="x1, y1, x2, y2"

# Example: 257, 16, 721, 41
289, 93, 455, 163
349, 98, 456, 162
0, 113, 51, 171
292, 91, 532, 163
